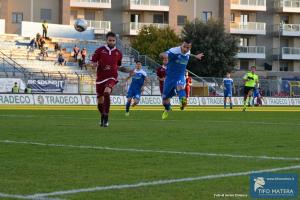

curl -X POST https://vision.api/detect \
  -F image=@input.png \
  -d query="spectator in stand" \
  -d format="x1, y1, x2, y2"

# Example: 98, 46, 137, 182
73, 45, 80, 61
54, 43, 61, 52
57, 52, 66, 66
78, 58, 87, 70
11, 82, 20, 93
81, 48, 87, 64
28, 38, 35, 51
42, 20, 48, 39
36, 33, 41, 49
24, 86, 32, 93
39, 38, 48, 60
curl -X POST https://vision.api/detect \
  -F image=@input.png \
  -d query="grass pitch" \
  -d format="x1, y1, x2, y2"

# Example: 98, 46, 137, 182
0, 105, 299, 200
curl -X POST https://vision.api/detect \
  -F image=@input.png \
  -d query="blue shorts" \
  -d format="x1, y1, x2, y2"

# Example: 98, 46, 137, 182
224, 89, 232, 97
126, 88, 141, 100
162, 76, 186, 99
253, 91, 260, 98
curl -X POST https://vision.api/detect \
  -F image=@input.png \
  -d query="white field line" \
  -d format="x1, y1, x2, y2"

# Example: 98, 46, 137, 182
1, 140, 300, 161
0, 193, 63, 200
1, 114, 300, 126
27, 164, 300, 198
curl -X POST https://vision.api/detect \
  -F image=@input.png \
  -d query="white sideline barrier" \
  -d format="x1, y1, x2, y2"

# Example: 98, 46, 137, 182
0, 19, 5, 35
1, 94, 300, 106
21, 21, 95, 40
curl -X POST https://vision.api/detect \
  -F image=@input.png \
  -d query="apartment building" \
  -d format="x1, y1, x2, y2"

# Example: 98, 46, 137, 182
0, 0, 299, 72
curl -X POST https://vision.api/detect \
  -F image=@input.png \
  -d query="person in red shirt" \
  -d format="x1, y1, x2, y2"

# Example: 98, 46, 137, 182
185, 71, 192, 98
156, 57, 167, 95
91, 32, 130, 127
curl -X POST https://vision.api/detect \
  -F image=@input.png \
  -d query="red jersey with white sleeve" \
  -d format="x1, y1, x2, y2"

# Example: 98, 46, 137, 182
156, 65, 166, 80
91, 45, 123, 83
156, 65, 166, 94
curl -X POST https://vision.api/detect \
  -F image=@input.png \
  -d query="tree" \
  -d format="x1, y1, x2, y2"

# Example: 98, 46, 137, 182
182, 19, 238, 77
132, 26, 181, 64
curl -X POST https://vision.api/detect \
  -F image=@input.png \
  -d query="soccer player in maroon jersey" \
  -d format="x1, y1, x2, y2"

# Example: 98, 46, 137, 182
91, 32, 130, 127
185, 71, 192, 99
156, 56, 167, 95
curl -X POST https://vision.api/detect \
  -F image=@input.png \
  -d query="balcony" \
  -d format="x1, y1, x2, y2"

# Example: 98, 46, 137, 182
86, 20, 111, 34
230, 22, 266, 35
274, 0, 300, 13
123, 22, 168, 35
126, 0, 169, 11
70, 0, 111, 9
274, 24, 300, 36
231, 0, 266, 11
282, 47, 300, 60
237, 46, 265, 59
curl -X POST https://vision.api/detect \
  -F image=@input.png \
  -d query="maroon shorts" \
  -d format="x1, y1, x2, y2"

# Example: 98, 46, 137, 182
96, 79, 117, 97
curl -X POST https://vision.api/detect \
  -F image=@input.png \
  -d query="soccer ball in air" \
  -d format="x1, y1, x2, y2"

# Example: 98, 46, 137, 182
74, 19, 88, 32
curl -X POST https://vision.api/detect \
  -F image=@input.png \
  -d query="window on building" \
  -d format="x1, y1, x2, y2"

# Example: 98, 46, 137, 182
280, 62, 288, 71
280, 15, 289, 24
131, 14, 141, 22
12, 12, 23, 24
153, 14, 164, 23
85, 10, 95, 21
239, 37, 249, 46
240, 60, 249, 70
240, 14, 249, 24
202, 11, 212, 23
177, 15, 187, 26
230, 13, 235, 22
40, 9, 52, 21
70, 10, 78, 19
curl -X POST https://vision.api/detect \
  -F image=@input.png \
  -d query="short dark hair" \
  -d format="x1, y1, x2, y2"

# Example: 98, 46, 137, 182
251, 65, 256, 69
183, 38, 192, 44
135, 60, 141, 64
106, 31, 116, 39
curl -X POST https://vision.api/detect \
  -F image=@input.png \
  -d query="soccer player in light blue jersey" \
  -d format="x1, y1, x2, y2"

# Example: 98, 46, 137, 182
223, 72, 234, 109
160, 39, 204, 120
125, 60, 148, 116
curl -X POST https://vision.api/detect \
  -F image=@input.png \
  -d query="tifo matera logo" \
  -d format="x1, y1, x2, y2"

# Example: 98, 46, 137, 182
254, 177, 265, 192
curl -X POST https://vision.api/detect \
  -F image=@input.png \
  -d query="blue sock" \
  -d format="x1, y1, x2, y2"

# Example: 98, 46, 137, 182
224, 101, 226, 108
126, 101, 131, 112
164, 103, 171, 111
178, 89, 186, 100
230, 103, 232, 109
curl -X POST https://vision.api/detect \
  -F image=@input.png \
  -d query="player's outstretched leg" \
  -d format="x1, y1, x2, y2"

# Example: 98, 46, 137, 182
125, 98, 131, 116
178, 89, 187, 110
162, 99, 171, 120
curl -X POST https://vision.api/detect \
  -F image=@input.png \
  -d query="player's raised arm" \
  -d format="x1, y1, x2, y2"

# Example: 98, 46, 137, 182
190, 53, 204, 60
118, 66, 133, 73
